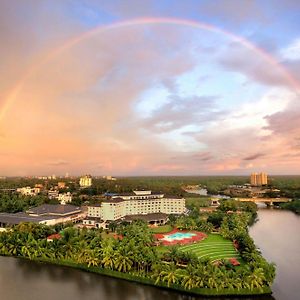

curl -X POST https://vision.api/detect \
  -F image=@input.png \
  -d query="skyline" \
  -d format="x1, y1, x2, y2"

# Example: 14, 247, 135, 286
1, 0, 300, 176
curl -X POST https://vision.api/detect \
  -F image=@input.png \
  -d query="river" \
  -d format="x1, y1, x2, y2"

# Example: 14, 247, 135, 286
249, 208, 300, 300
0, 208, 299, 300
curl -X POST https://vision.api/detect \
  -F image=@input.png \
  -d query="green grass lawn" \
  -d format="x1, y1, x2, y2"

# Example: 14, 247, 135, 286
179, 234, 241, 262
150, 224, 173, 234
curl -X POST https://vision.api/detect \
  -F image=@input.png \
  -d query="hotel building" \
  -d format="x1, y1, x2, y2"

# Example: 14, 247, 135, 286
84, 190, 185, 227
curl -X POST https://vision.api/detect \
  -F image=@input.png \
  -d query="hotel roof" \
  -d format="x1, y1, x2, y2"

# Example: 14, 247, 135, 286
26, 204, 82, 216
102, 197, 124, 203
0, 212, 60, 225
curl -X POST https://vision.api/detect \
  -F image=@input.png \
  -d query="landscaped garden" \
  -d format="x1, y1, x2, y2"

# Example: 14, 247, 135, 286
0, 198, 275, 296
179, 233, 241, 262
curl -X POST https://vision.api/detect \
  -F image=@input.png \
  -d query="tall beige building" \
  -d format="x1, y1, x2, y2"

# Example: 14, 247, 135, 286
250, 172, 268, 186
79, 175, 92, 187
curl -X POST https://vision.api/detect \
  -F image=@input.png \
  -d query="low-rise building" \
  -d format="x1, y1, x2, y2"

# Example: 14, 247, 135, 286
0, 204, 86, 228
58, 192, 72, 205
48, 190, 59, 199
16, 186, 40, 196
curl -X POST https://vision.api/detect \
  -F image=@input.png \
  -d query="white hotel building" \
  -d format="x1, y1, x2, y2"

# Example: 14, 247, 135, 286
84, 190, 186, 227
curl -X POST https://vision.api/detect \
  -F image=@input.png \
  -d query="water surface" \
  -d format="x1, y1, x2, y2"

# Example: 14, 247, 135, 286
1, 208, 299, 300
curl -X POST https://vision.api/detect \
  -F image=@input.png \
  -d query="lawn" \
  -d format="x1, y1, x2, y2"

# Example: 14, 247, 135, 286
179, 234, 241, 262
150, 224, 173, 234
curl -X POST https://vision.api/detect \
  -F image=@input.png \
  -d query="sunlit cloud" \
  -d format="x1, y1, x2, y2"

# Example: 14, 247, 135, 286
0, 0, 299, 175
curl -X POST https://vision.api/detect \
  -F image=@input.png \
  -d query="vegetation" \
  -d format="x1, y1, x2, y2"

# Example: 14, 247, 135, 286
180, 234, 241, 262
0, 214, 275, 296
270, 176, 300, 198
279, 199, 300, 214
185, 197, 211, 209
0, 194, 52, 213
0, 176, 279, 295
150, 225, 173, 233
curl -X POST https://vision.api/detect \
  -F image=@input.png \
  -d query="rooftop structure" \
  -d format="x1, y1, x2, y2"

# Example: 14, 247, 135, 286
0, 204, 85, 228
26, 204, 81, 216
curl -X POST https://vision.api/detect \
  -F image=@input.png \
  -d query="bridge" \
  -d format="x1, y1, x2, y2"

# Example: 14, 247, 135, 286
237, 197, 291, 205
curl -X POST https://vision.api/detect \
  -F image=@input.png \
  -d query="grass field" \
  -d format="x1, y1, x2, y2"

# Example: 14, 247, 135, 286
150, 225, 173, 234
179, 234, 241, 262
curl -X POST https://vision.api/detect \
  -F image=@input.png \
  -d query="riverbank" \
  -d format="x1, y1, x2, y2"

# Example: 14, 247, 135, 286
12, 256, 271, 297
249, 208, 300, 300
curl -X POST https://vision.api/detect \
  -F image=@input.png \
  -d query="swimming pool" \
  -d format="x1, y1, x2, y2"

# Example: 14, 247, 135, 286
162, 232, 196, 241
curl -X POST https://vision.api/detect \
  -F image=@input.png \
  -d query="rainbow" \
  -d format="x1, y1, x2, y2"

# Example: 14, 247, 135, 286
1, 17, 299, 123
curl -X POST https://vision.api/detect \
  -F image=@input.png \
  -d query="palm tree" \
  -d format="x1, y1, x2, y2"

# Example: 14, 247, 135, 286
160, 262, 182, 287
101, 246, 116, 270
181, 265, 199, 290
85, 249, 101, 267
114, 252, 133, 272
247, 267, 266, 291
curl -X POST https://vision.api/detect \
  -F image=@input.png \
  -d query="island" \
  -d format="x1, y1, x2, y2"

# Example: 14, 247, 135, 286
0, 178, 276, 297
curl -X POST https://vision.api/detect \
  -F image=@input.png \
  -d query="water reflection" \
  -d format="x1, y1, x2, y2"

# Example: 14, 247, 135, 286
0, 256, 276, 300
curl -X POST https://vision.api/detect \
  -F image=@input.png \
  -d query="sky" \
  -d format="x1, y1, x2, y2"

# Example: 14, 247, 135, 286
0, 0, 300, 176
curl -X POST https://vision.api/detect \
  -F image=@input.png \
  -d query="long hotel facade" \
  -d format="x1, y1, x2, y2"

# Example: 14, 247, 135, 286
85, 190, 186, 226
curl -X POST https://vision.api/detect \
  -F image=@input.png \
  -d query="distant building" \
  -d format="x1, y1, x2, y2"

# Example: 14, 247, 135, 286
48, 190, 59, 199
103, 175, 117, 181
16, 187, 40, 196
35, 183, 44, 189
79, 175, 92, 187
57, 182, 66, 189
250, 172, 268, 186
58, 192, 72, 205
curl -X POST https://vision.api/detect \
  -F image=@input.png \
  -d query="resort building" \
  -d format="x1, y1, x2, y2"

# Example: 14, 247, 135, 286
79, 175, 92, 187
0, 204, 86, 228
250, 172, 268, 186
84, 190, 185, 227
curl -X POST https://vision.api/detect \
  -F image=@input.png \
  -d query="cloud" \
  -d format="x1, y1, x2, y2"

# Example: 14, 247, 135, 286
140, 95, 219, 133
218, 43, 293, 88
1, 1, 300, 175
243, 153, 266, 161
280, 38, 300, 61
47, 160, 69, 166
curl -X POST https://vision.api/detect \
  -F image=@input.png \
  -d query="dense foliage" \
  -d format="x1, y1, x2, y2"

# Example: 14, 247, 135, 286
0, 194, 53, 213
279, 200, 300, 214
0, 218, 275, 294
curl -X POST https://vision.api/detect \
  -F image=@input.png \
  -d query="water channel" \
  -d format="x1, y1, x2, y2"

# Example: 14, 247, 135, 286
0, 208, 299, 300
